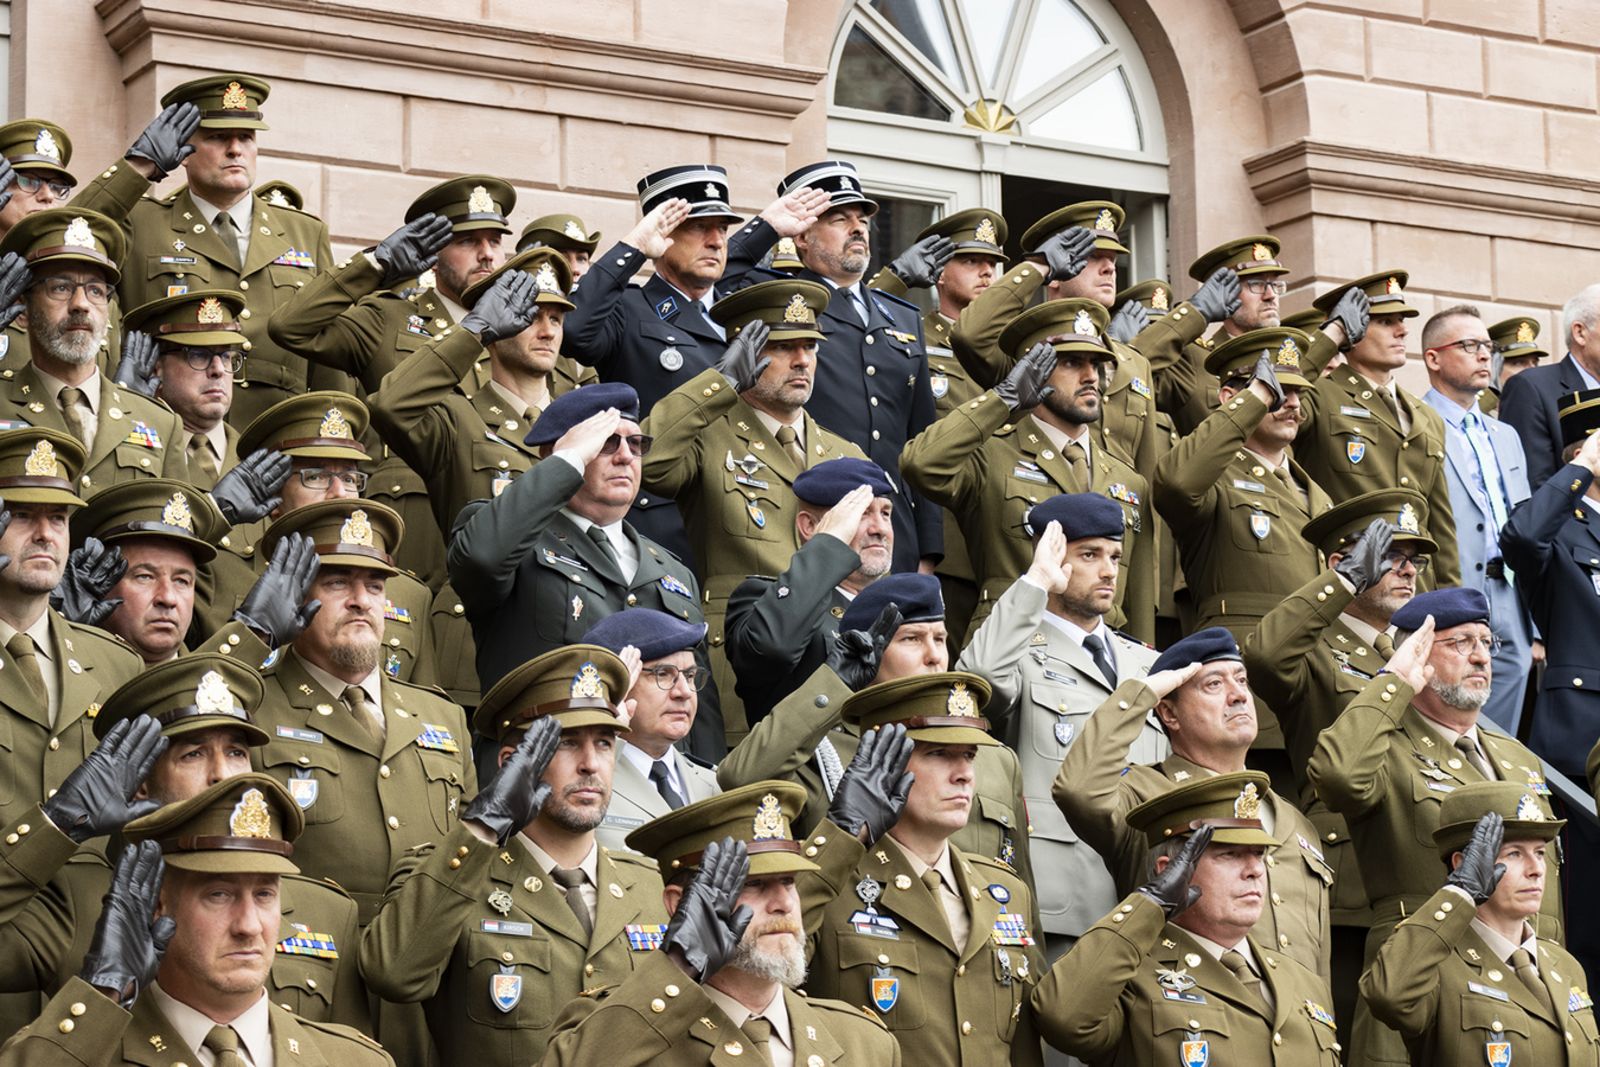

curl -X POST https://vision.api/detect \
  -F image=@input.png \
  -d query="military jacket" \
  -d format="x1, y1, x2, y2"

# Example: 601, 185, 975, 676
359, 822, 667, 1066
806, 839, 1044, 1066
901, 389, 1155, 641
924, 310, 981, 593
251, 650, 476, 922
1127, 298, 1219, 429
956, 575, 1164, 939
1052, 678, 1333, 978
597, 750, 720, 852
72, 164, 340, 429
0, 365, 188, 496
1031, 893, 1341, 1066
428, 581, 478, 709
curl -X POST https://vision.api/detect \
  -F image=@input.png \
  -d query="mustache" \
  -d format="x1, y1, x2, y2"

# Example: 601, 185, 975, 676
561, 776, 605, 797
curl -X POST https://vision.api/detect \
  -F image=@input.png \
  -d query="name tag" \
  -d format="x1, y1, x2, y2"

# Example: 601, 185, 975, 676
275, 725, 324, 744
480, 919, 533, 937
1427, 781, 1456, 793
1161, 988, 1208, 1003
158, 255, 198, 265
1041, 669, 1078, 686
1339, 405, 1373, 418
602, 813, 646, 830
734, 473, 769, 490
1469, 981, 1510, 1002
1012, 464, 1049, 484
849, 911, 902, 938
542, 549, 588, 571
1295, 834, 1326, 863
1232, 479, 1266, 493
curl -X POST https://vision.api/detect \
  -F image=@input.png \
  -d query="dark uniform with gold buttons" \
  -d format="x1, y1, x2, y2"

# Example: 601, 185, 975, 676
360, 645, 667, 1067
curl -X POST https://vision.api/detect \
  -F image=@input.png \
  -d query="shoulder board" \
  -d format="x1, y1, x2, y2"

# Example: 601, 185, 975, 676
294, 1017, 387, 1050
868, 288, 920, 315
385, 677, 455, 701
283, 872, 354, 902
603, 848, 662, 871
61, 616, 141, 653
965, 852, 1024, 879
639, 533, 688, 566
159, 184, 188, 204
1113, 629, 1155, 649
256, 195, 323, 222
683, 751, 717, 771
808, 995, 890, 1028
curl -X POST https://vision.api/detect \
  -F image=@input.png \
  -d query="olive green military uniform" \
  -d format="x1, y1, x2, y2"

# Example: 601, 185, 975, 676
68, 76, 343, 431
1052, 677, 1333, 979
1122, 276, 1219, 435
1481, 315, 1551, 417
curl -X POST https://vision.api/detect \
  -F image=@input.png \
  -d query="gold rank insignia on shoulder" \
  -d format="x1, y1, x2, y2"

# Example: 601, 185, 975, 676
1517, 320, 1535, 343
63, 217, 96, 250
320, 407, 353, 439
783, 294, 812, 324
564, 220, 586, 240
34, 128, 60, 163
222, 81, 250, 110
1252, 243, 1272, 261
468, 185, 494, 214
1151, 287, 1169, 311
753, 792, 786, 839
1275, 338, 1301, 367
1397, 502, 1421, 534
1073, 309, 1096, 336
230, 788, 273, 838
1093, 208, 1115, 231
534, 262, 560, 293
947, 681, 978, 717
24, 439, 55, 477
974, 218, 998, 245
571, 661, 603, 699
1233, 782, 1261, 819
196, 670, 232, 715
197, 297, 225, 324
1517, 794, 1546, 820
340, 510, 374, 547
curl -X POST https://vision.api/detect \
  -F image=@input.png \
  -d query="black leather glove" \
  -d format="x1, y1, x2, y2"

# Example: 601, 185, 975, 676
42, 716, 167, 843
826, 603, 902, 692
828, 722, 914, 844
234, 532, 321, 648
461, 269, 538, 344
1250, 350, 1286, 413
1190, 267, 1242, 323
1446, 812, 1506, 905
1107, 300, 1150, 344
374, 213, 454, 289
210, 448, 292, 526
1137, 824, 1212, 918
461, 716, 561, 846
886, 234, 956, 289
1037, 226, 1096, 283
124, 103, 199, 182
0, 252, 30, 331
112, 330, 162, 400
0, 157, 14, 216
1322, 287, 1370, 349
664, 836, 753, 982
718, 320, 771, 394
51, 538, 127, 626
81, 841, 175, 1009
1332, 518, 1395, 597
994, 341, 1058, 413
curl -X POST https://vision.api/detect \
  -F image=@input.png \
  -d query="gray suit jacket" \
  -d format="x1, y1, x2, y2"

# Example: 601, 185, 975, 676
598, 746, 719, 853
957, 575, 1164, 938
1425, 387, 1532, 581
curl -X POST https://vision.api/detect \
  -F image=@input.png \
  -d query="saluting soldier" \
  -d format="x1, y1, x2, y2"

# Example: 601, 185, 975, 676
1296, 270, 1461, 586
0, 119, 81, 371
71, 74, 341, 429
1481, 315, 1551, 416
1032, 778, 1342, 1066
516, 212, 601, 281
359, 647, 670, 1066
1363, 787, 1598, 1067
902, 298, 1156, 641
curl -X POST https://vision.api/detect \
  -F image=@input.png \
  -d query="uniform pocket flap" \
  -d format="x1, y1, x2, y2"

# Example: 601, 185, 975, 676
146, 255, 211, 283
1152, 1001, 1233, 1037
838, 934, 920, 974
259, 738, 342, 774
978, 793, 1018, 831
1459, 993, 1531, 1036
467, 930, 553, 973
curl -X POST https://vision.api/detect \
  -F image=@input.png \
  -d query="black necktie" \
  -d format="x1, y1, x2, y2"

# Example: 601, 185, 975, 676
649, 760, 686, 810
1083, 632, 1117, 688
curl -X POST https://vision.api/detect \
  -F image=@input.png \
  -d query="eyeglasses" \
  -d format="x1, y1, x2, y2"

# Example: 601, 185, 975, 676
1384, 550, 1431, 573
294, 467, 368, 492
1242, 279, 1288, 296
600, 433, 653, 456
34, 277, 111, 306
167, 346, 246, 373
1436, 633, 1502, 657
641, 664, 711, 691
1437, 338, 1496, 357
14, 174, 72, 200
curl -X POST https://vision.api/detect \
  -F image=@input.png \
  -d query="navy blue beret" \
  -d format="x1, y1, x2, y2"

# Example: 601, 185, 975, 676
584, 608, 708, 661
794, 458, 894, 507
840, 573, 943, 632
525, 383, 641, 447
1022, 492, 1125, 540
1149, 626, 1242, 676
1390, 586, 1490, 633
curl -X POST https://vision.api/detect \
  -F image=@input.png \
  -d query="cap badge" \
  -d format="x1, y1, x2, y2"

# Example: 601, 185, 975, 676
221, 81, 250, 111
229, 787, 273, 839
1073, 309, 1097, 337
1398, 502, 1421, 534
319, 407, 353, 440
752, 792, 787, 840
775, 237, 797, 257
704, 183, 719, 200
1516, 321, 1535, 344
1516, 794, 1546, 821
1233, 782, 1261, 820
840, 176, 854, 191
563, 220, 586, 240
339, 509, 375, 548
468, 185, 494, 215
195, 670, 233, 715
23, 439, 55, 477
265, 188, 290, 207
1385, 276, 1403, 295
1150, 287, 1169, 311
973, 217, 998, 245
1251, 242, 1272, 262
783, 293, 812, 324
63, 216, 96, 251
533, 262, 560, 294
570, 661, 604, 700
33, 128, 60, 164
1275, 338, 1301, 368
197, 297, 225, 325
947, 681, 979, 717
161, 491, 195, 532
1093, 208, 1116, 232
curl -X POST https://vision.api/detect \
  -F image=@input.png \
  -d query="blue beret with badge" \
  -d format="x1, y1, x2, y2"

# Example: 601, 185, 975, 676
525, 382, 641, 447
841, 573, 943, 632
1148, 626, 1242, 676
794, 457, 894, 507
1021, 492, 1124, 540
584, 607, 707, 662
1390, 586, 1490, 633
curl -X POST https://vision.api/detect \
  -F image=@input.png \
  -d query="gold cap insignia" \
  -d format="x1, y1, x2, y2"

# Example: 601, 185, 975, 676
1093, 208, 1116, 231
775, 237, 798, 257
1233, 782, 1261, 820
63, 217, 96, 251
229, 788, 273, 838
973, 217, 999, 245
570, 661, 604, 699
1251, 242, 1272, 262
1275, 338, 1301, 368
1073, 309, 1097, 337
563, 219, 586, 240
534, 262, 561, 294
23, 439, 55, 477
319, 407, 353, 439
1516, 320, 1535, 344
704, 182, 720, 200
197, 297, 225, 325
195, 670, 233, 715
1397, 502, 1421, 534
221, 81, 250, 111
161, 491, 195, 532
947, 681, 979, 717
752, 792, 787, 840
468, 185, 494, 215
339, 509, 374, 547
1150, 287, 1169, 311
783, 293, 812, 324
265, 189, 290, 207
1516, 794, 1546, 821
1385, 276, 1403, 295
33, 128, 60, 164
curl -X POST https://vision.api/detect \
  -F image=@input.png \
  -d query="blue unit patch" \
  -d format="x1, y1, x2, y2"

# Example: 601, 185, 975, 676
1347, 439, 1365, 464
871, 969, 899, 1012
490, 972, 522, 1013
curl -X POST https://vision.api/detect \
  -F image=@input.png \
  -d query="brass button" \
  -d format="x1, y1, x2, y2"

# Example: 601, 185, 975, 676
69, 1003, 85, 1017
961, 1021, 972, 1035
387, 816, 400, 830
380, 765, 391, 778
650, 998, 666, 1013
57, 1020, 73, 1034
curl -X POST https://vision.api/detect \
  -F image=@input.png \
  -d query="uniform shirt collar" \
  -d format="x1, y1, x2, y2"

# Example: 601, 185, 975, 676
146, 981, 271, 1067
0, 612, 54, 666
1185, 928, 1257, 970
35, 365, 100, 414
703, 983, 792, 1052
190, 192, 255, 237
1033, 416, 1091, 460
521, 834, 598, 885
1418, 712, 1485, 753
1337, 611, 1392, 651
487, 378, 533, 420
295, 651, 381, 709
619, 741, 685, 798
1470, 917, 1538, 966
886, 833, 956, 890
438, 293, 469, 327
1039, 609, 1109, 649
752, 407, 804, 448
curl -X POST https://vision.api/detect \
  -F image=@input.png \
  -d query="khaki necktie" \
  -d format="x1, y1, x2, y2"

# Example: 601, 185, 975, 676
1373, 632, 1396, 660
775, 425, 806, 470
188, 431, 220, 487
6, 633, 46, 717
1454, 734, 1492, 779
59, 386, 92, 452
1272, 465, 1308, 508
550, 866, 594, 937
211, 211, 242, 269
1510, 947, 1555, 1015
740, 1015, 775, 1063
202, 1024, 248, 1067
342, 684, 383, 745
1064, 441, 1089, 488
1221, 949, 1273, 1016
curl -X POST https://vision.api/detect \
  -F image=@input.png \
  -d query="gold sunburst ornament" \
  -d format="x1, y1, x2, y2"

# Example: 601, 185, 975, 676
961, 99, 1018, 135
229, 788, 273, 838
783, 294, 812, 324
197, 297, 225, 325
752, 793, 787, 839
947, 681, 978, 717
339, 509, 374, 547
23, 440, 55, 477
221, 81, 250, 111
1516, 320, 1535, 344
162, 491, 195, 532
195, 670, 233, 715
63, 217, 95, 250
468, 185, 494, 214
973, 218, 998, 245
1275, 338, 1301, 368
571, 661, 604, 699
319, 408, 353, 439
1233, 782, 1261, 820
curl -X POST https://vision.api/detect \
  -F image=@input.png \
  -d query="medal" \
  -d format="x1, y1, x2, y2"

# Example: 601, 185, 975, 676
856, 878, 882, 912
488, 889, 514, 916
1157, 968, 1197, 992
